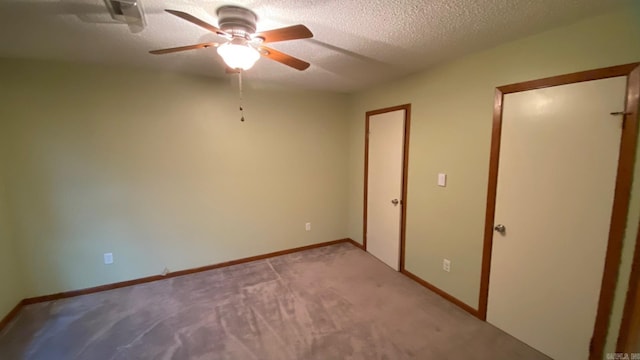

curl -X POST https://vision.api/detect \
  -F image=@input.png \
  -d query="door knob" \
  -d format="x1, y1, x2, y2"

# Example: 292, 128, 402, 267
494, 224, 506, 234
391, 199, 399, 206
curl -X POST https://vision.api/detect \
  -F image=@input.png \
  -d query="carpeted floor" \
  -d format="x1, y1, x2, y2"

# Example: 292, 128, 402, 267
0, 243, 549, 359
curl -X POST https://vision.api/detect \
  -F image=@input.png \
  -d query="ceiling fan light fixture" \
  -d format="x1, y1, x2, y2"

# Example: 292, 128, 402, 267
151, 8, 312, 71
217, 41, 260, 71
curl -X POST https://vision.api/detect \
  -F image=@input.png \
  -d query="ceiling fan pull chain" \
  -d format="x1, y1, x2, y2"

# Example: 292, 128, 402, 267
239, 70, 245, 122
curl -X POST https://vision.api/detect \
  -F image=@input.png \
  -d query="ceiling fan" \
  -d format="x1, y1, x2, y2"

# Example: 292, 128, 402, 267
149, 6, 313, 71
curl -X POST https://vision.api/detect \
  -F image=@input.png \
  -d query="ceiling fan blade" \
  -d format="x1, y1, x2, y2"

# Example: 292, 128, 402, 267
260, 46, 310, 71
149, 42, 219, 55
254, 25, 313, 43
165, 9, 227, 36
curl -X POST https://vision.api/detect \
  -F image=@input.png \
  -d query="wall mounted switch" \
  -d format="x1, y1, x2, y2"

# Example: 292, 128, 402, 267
438, 173, 447, 187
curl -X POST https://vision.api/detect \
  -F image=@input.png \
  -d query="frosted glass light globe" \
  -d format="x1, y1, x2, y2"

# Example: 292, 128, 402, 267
217, 42, 260, 70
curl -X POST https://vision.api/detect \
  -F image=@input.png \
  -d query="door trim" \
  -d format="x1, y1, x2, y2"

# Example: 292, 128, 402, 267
617, 216, 640, 352
479, 63, 640, 360
363, 104, 411, 271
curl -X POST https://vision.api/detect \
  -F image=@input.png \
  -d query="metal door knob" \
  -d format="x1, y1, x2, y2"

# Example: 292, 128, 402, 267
494, 224, 506, 234
391, 199, 399, 206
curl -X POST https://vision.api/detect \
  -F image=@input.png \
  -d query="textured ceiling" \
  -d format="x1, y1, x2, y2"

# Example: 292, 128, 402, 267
0, 0, 631, 92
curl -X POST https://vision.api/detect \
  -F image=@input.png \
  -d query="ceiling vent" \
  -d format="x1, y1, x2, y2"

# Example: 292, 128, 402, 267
104, 0, 146, 33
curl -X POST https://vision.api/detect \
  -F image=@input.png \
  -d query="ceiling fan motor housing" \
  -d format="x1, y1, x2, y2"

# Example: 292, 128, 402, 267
216, 6, 258, 38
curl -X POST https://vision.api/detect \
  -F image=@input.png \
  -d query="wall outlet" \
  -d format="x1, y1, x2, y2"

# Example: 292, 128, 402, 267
305, 222, 311, 231
104, 253, 114, 265
443, 258, 451, 272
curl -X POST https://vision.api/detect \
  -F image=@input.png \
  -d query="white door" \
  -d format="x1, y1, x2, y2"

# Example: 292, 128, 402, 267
488, 77, 627, 360
366, 109, 405, 270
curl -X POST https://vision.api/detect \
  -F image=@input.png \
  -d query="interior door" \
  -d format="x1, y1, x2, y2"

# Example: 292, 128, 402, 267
366, 108, 406, 270
487, 77, 627, 360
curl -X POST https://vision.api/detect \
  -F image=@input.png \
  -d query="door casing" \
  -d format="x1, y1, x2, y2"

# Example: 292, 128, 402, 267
617, 217, 640, 352
479, 63, 640, 360
363, 104, 411, 271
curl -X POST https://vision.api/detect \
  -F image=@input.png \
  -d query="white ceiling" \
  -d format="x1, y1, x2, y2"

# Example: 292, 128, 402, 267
0, 0, 631, 92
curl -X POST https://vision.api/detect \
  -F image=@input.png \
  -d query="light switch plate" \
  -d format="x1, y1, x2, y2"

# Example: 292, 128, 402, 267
438, 173, 447, 187
104, 253, 114, 265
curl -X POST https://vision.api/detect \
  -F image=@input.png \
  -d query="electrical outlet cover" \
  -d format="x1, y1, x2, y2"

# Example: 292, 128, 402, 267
443, 259, 451, 272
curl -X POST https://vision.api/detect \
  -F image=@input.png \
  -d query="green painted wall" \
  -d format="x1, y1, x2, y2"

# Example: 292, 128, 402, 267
0, 123, 24, 320
347, 7, 640, 353
0, 59, 350, 299
1, 4, 639, 354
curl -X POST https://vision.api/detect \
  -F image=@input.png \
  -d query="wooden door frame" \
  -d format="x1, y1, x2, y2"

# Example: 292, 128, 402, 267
363, 104, 411, 271
479, 63, 640, 360
617, 217, 640, 352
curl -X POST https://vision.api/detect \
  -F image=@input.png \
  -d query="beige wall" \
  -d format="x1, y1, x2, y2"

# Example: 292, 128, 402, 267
347, 7, 640, 353
0, 58, 350, 298
0, 124, 24, 319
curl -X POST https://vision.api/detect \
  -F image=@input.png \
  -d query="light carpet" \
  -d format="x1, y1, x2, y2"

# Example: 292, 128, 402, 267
0, 242, 549, 359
